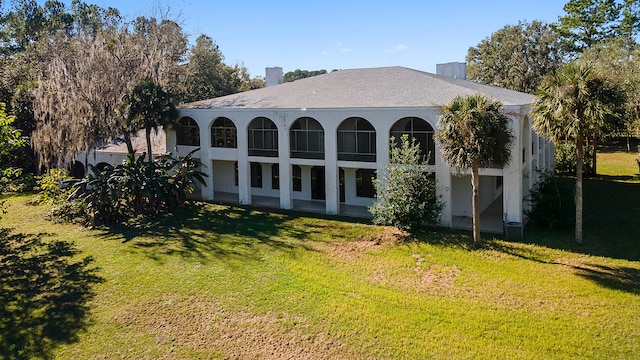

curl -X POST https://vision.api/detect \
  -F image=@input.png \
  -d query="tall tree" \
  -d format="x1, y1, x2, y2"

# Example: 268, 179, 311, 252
123, 77, 179, 162
531, 62, 624, 244
30, 15, 187, 168
180, 34, 239, 103
581, 37, 640, 151
436, 94, 514, 248
555, 0, 631, 53
467, 20, 566, 94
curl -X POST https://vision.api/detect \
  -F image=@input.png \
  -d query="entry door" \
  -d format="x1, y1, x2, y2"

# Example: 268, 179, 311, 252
311, 166, 326, 200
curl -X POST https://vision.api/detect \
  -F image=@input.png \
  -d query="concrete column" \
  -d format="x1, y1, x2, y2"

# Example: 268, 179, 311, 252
278, 121, 292, 209
237, 122, 250, 205
435, 158, 452, 227
503, 117, 523, 223
198, 121, 214, 201
324, 125, 339, 215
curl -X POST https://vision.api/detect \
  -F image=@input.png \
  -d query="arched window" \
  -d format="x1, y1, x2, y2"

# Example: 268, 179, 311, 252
176, 117, 200, 146
290, 117, 324, 159
248, 117, 278, 157
337, 117, 376, 162
211, 117, 237, 148
390, 117, 435, 165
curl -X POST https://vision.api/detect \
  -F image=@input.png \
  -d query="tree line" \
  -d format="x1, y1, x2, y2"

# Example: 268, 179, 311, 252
0, 0, 265, 188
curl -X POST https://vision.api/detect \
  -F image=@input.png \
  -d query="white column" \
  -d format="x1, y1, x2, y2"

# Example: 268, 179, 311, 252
237, 122, 250, 205
435, 150, 452, 227
503, 117, 523, 223
278, 122, 292, 209
198, 121, 214, 201
324, 125, 339, 215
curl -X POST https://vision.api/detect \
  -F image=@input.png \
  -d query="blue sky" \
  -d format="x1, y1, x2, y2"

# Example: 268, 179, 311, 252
43, 0, 568, 78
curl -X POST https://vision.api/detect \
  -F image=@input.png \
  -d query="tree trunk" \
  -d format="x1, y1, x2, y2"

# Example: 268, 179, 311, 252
471, 160, 481, 248
123, 132, 135, 156
575, 137, 584, 245
146, 127, 153, 163
591, 133, 597, 176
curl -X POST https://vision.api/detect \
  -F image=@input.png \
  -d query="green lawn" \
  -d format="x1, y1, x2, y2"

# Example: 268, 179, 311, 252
1, 148, 640, 359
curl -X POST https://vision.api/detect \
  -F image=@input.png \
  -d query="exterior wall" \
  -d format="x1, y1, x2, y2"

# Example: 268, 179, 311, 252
80, 102, 553, 230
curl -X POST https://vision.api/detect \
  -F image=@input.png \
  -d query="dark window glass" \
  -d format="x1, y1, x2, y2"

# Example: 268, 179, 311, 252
211, 117, 237, 148
356, 168, 376, 198
177, 117, 200, 146
272, 164, 279, 190
292, 165, 302, 192
251, 162, 262, 188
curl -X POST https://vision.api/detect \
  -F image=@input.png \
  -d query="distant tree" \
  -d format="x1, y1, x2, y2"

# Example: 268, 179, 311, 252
179, 34, 239, 103
581, 38, 640, 151
531, 62, 625, 244
467, 20, 566, 94
554, 0, 639, 53
236, 64, 265, 91
369, 134, 442, 231
283, 68, 327, 82
436, 94, 514, 248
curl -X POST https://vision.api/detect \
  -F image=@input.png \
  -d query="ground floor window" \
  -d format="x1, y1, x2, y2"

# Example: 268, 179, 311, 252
272, 164, 279, 189
251, 162, 262, 188
292, 165, 302, 192
356, 168, 376, 198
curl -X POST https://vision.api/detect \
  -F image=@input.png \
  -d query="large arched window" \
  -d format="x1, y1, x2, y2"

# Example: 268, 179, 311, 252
290, 117, 324, 159
176, 117, 200, 146
337, 117, 376, 162
248, 117, 278, 157
390, 117, 435, 165
211, 117, 237, 148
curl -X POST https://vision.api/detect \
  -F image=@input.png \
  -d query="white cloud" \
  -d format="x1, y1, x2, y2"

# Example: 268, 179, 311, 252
385, 44, 409, 53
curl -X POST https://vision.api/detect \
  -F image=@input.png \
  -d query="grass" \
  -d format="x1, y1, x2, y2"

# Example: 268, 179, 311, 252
1, 145, 640, 359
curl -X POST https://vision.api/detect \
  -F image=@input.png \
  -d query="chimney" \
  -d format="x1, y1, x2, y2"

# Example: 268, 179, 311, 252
436, 62, 467, 80
265, 67, 283, 87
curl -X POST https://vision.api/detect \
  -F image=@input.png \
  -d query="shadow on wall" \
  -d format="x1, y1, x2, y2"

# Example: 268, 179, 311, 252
0, 229, 103, 359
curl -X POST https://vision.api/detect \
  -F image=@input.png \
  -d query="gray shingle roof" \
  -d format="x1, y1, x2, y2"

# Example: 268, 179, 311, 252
183, 66, 534, 109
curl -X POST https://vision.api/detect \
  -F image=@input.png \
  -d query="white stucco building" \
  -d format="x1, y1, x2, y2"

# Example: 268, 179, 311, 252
82, 66, 553, 235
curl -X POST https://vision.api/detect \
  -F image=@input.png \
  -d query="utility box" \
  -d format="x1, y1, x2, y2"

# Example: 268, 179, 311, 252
504, 222, 523, 242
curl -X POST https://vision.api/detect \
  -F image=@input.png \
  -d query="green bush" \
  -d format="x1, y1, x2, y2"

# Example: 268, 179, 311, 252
0, 167, 36, 193
525, 170, 574, 229
370, 135, 443, 231
554, 142, 594, 176
34, 169, 72, 204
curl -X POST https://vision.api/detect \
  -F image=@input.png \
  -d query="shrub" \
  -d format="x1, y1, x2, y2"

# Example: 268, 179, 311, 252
34, 168, 72, 204
554, 142, 594, 176
60, 150, 207, 226
0, 167, 36, 193
370, 135, 443, 231
525, 170, 575, 229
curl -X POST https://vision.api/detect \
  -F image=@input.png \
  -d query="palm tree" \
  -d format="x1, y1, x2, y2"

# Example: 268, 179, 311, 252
531, 62, 624, 244
436, 94, 514, 248
125, 78, 179, 162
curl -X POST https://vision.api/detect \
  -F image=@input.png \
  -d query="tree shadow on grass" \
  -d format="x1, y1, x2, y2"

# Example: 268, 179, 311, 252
95, 203, 368, 263
0, 228, 103, 360
524, 177, 640, 262
486, 239, 640, 295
